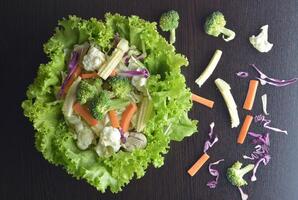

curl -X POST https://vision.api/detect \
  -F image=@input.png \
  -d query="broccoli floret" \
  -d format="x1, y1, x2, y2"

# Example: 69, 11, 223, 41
226, 161, 254, 187
204, 11, 236, 42
108, 77, 132, 99
76, 78, 102, 104
89, 90, 111, 120
159, 10, 180, 44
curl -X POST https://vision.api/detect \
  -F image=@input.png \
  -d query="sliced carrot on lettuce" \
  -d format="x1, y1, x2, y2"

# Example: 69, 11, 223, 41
73, 102, 98, 126
120, 103, 138, 132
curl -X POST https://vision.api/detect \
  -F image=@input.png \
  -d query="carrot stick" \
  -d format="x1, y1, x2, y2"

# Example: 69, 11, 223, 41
80, 72, 98, 79
191, 93, 214, 109
73, 102, 98, 126
243, 80, 259, 110
237, 115, 253, 144
108, 110, 120, 128
63, 66, 82, 97
187, 153, 210, 176
110, 69, 117, 77
120, 103, 138, 132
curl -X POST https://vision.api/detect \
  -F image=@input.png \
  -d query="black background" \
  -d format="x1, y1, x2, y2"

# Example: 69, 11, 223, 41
1, 0, 298, 199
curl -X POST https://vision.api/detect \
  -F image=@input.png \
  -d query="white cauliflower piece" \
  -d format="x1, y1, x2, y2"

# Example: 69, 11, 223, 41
249, 25, 273, 53
82, 46, 106, 71
95, 126, 121, 157
76, 128, 94, 150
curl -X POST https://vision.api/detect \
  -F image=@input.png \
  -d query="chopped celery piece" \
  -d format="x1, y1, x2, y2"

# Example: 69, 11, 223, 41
136, 96, 153, 132
62, 77, 81, 117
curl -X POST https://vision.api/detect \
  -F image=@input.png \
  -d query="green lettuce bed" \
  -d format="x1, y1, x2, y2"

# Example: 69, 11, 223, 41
22, 13, 198, 192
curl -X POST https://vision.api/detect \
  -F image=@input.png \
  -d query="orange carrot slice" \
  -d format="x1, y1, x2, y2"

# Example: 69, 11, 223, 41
237, 115, 253, 144
191, 93, 214, 109
108, 110, 120, 128
80, 72, 98, 79
187, 153, 210, 176
120, 103, 138, 132
73, 102, 98, 126
110, 69, 117, 77
243, 80, 259, 110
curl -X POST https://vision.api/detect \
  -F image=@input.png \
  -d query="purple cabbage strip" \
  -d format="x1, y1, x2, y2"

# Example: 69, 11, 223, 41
250, 64, 298, 87
254, 114, 288, 135
248, 132, 270, 146
119, 128, 127, 143
251, 154, 271, 182
57, 51, 80, 98
206, 159, 224, 189
236, 71, 249, 78
243, 132, 271, 182
203, 122, 219, 153
118, 68, 150, 78
238, 187, 248, 200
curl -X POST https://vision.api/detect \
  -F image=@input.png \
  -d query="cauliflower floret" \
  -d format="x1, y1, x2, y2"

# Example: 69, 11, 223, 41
95, 126, 121, 157
82, 46, 106, 71
76, 128, 94, 150
249, 25, 273, 53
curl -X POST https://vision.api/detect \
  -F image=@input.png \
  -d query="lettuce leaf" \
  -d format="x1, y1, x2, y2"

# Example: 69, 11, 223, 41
22, 14, 197, 193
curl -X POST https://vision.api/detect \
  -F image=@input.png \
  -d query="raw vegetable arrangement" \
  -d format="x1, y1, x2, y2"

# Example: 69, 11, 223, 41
21, 9, 297, 198
22, 13, 198, 192
186, 10, 297, 200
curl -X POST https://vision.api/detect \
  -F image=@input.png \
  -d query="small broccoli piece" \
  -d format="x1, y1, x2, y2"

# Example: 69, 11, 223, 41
108, 77, 132, 99
204, 11, 236, 42
159, 10, 180, 44
76, 78, 102, 104
89, 90, 111, 120
226, 161, 254, 187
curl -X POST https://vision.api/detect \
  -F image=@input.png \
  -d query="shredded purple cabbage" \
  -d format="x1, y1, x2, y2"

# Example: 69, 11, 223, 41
119, 128, 127, 143
254, 114, 288, 135
119, 68, 150, 78
243, 132, 271, 182
206, 159, 224, 189
236, 71, 249, 78
238, 187, 248, 200
250, 64, 298, 87
58, 51, 80, 98
251, 154, 271, 182
203, 122, 219, 153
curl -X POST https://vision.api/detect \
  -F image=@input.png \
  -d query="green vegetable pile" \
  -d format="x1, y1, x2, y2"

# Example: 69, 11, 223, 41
22, 13, 197, 192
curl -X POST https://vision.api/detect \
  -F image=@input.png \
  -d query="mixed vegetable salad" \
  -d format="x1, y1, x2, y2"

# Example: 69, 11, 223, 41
22, 13, 198, 192
22, 9, 297, 199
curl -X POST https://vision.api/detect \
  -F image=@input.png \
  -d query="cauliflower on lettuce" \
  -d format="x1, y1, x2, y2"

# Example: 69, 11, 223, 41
21, 13, 197, 193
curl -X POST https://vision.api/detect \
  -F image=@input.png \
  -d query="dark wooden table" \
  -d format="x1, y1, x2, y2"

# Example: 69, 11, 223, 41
1, 0, 298, 199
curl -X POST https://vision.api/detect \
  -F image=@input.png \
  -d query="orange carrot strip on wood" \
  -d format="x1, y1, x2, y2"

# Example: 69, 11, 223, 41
73, 102, 98, 126
243, 80, 259, 110
120, 103, 138, 132
187, 153, 210, 176
63, 66, 82, 97
80, 72, 98, 79
108, 110, 120, 128
237, 115, 253, 144
191, 93, 214, 109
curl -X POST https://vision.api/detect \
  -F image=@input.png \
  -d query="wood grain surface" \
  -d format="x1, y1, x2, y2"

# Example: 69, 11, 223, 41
1, 0, 298, 199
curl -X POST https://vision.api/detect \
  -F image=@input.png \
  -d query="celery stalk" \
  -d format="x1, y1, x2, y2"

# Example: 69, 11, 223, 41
215, 78, 240, 128
136, 96, 153, 132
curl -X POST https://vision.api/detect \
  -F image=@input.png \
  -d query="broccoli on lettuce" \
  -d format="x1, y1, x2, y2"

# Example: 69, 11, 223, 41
21, 13, 197, 193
